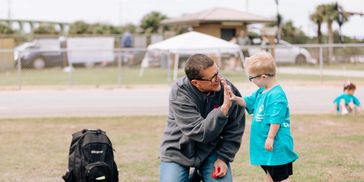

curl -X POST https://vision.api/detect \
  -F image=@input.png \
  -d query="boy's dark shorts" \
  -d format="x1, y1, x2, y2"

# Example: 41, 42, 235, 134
261, 162, 293, 181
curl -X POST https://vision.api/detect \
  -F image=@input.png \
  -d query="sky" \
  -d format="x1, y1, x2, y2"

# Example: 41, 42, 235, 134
1, 0, 363, 38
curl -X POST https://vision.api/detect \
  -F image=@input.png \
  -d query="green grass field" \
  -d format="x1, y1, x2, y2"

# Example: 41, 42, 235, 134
0, 114, 363, 181
1, 66, 363, 88
295, 62, 364, 71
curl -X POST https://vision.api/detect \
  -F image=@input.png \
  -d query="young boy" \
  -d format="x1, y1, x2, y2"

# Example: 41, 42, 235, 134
228, 52, 298, 182
333, 81, 362, 115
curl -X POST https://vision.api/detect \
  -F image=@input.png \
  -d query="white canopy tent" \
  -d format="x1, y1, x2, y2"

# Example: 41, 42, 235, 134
140, 31, 244, 80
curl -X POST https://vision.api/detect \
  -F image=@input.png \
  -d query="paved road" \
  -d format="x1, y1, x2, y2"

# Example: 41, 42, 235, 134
1, 84, 363, 118
0, 88, 169, 118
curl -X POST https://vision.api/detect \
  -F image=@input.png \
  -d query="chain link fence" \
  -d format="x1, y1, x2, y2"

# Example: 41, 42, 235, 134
1, 43, 364, 89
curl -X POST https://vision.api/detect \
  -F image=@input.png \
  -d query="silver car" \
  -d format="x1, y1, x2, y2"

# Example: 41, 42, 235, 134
248, 39, 317, 64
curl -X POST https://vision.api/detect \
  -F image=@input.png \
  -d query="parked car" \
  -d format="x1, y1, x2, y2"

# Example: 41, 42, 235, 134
14, 37, 116, 69
248, 39, 317, 64
14, 39, 66, 69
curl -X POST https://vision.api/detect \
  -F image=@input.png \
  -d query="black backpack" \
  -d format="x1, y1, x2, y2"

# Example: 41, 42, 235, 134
63, 129, 119, 182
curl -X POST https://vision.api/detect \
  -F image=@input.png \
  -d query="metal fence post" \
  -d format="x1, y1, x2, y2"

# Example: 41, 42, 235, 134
167, 51, 171, 82
319, 46, 323, 85
68, 50, 73, 88
17, 51, 22, 90
118, 49, 122, 87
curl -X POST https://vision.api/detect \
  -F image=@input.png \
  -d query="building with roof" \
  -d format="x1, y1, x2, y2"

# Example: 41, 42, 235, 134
161, 7, 275, 41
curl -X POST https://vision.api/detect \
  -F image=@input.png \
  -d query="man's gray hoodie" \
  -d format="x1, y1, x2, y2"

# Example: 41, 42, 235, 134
160, 76, 245, 167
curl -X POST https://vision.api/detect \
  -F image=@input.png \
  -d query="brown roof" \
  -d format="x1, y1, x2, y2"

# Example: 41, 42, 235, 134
161, 7, 275, 25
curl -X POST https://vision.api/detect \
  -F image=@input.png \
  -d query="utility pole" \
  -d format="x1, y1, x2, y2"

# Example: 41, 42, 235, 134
7, 0, 11, 19
120, 0, 127, 25
274, 0, 281, 43
245, 0, 249, 12
335, 2, 363, 43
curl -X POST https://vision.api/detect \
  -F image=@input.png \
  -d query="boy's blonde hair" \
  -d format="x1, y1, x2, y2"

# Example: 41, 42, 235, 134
246, 52, 277, 75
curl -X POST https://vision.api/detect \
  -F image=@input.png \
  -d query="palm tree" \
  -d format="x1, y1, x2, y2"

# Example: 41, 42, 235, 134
311, 3, 350, 63
140, 11, 167, 33
310, 6, 324, 43
280, 21, 309, 44
0, 22, 14, 34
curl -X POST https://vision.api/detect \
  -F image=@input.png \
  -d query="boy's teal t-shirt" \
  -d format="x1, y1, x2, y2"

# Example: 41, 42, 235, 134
244, 85, 298, 166
333, 93, 361, 111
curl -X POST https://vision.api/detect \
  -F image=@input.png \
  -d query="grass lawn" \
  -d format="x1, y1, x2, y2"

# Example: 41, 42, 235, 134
293, 62, 364, 71
0, 114, 363, 181
1, 66, 363, 88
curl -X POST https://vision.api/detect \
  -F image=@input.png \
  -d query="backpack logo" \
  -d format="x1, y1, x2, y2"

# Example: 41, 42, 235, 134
91, 150, 104, 154
96, 176, 106, 180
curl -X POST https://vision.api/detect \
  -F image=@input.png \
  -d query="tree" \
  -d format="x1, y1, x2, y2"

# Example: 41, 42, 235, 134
280, 21, 310, 44
310, 3, 350, 63
0, 22, 14, 34
265, 16, 310, 44
311, 3, 350, 44
88, 23, 122, 35
121, 23, 137, 34
323, 4, 345, 44
140, 11, 167, 33
33, 24, 58, 35
69, 21, 91, 34
69, 21, 125, 35
310, 6, 324, 43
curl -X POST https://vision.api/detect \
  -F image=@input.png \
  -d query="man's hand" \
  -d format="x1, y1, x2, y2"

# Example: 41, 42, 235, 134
212, 159, 228, 178
220, 78, 232, 116
265, 138, 274, 151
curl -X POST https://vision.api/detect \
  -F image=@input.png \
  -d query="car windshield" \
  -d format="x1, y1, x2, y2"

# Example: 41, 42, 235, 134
14, 42, 36, 51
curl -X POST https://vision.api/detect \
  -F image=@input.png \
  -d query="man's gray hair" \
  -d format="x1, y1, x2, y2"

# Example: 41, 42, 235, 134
185, 54, 214, 81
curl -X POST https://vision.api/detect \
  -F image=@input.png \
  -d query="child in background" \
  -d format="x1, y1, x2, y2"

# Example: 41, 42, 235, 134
228, 52, 298, 182
334, 81, 362, 115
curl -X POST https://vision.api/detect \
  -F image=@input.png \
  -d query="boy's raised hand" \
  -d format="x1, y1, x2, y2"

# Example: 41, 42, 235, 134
228, 89, 237, 102
220, 78, 232, 116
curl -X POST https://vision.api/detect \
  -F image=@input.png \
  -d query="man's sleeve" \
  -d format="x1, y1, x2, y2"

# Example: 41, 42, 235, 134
215, 85, 245, 163
170, 88, 229, 143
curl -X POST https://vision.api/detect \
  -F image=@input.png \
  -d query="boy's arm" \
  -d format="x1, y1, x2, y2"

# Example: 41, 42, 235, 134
231, 95, 246, 107
332, 104, 338, 112
265, 124, 280, 151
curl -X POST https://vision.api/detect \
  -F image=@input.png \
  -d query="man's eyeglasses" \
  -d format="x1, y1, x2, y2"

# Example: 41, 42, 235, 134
248, 74, 274, 82
196, 71, 219, 83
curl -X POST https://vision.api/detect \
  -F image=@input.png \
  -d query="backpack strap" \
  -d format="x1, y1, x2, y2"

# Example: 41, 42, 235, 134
82, 129, 104, 135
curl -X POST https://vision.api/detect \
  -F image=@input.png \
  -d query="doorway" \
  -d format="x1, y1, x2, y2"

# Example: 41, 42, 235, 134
220, 28, 236, 41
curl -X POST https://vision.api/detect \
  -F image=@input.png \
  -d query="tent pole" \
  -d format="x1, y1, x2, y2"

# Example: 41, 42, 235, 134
173, 53, 180, 80
139, 51, 149, 77
238, 50, 245, 69
217, 49, 222, 68
167, 51, 171, 82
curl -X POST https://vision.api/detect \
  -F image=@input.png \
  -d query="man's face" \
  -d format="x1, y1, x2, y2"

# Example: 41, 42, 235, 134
192, 64, 222, 92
